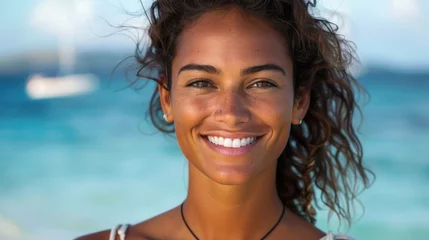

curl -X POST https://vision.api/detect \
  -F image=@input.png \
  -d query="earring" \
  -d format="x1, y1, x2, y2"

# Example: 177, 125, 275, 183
163, 113, 168, 122
299, 119, 303, 124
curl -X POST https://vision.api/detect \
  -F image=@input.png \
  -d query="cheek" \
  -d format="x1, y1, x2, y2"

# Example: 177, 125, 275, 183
172, 92, 211, 127
171, 92, 214, 165
252, 91, 294, 151
171, 92, 214, 150
251, 91, 294, 124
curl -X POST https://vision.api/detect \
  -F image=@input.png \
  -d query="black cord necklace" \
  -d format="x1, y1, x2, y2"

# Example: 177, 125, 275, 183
180, 203, 286, 240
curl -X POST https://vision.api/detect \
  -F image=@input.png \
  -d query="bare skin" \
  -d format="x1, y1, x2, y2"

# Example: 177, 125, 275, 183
76, 6, 326, 240
76, 207, 324, 240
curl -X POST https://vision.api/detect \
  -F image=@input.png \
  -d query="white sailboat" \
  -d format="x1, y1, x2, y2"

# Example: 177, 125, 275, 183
26, 0, 99, 100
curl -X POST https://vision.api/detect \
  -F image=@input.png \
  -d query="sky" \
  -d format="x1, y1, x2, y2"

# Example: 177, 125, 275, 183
1, 0, 429, 70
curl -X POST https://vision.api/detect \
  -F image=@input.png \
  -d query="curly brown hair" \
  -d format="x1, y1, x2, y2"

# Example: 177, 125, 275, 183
129, 0, 374, 228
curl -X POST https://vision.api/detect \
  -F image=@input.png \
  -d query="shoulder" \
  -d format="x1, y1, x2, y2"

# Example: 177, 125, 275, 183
74, 206, 183, 240
277, 209, 326, 240
133, 205, 186, 239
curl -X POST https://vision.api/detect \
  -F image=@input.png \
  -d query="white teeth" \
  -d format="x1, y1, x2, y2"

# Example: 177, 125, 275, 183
232, 139, 241, 148
206, 136, 257, 148
223, 138, 232, 147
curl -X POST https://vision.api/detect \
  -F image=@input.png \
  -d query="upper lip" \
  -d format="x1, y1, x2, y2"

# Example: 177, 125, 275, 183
200, 131, 264, 139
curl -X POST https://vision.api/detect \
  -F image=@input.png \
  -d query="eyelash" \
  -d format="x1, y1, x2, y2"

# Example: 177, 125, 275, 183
186, 79, 278, 89
186, 79, 216, 88
250, 81, 277, 88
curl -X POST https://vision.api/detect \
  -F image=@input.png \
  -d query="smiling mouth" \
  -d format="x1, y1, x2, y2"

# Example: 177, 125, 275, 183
201, 135, 262, 156
200, 132, 263, 147
205, 136, 258, 148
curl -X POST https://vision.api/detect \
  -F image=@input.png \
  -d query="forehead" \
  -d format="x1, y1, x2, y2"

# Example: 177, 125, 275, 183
172, 7, 291, 72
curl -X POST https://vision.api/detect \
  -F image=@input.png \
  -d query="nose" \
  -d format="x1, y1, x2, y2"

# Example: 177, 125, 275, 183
214, 89, 250, 126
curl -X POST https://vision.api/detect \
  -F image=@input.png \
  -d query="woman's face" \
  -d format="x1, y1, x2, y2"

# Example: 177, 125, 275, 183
160, 7, 307, 185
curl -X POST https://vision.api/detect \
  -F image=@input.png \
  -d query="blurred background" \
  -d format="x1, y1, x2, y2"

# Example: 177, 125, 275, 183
0, 0, 428, 239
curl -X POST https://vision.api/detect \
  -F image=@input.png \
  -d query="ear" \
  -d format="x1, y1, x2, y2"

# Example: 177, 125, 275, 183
158, 73, 173, 123
292, 90, 310, 125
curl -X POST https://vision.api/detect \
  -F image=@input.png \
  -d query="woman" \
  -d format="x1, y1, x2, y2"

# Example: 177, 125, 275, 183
77, 0, 373, 239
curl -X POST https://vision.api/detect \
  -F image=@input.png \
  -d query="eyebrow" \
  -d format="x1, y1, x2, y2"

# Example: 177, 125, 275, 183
177, 63, 287, 76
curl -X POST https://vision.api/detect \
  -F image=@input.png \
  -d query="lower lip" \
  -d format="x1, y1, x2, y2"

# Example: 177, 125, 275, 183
202, 136, 259, 157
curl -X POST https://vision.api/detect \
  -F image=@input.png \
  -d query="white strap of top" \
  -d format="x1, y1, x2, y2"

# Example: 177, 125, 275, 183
109, 225, 353, 240
321, 231, 355, 240
109, 224, 130, 240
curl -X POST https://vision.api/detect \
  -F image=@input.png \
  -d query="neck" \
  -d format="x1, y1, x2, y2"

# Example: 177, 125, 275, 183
183, 162, 284, 240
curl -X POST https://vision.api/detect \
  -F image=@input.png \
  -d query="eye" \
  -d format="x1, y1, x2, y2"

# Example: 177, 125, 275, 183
186, 79, 215, 89
248, 80, 277, 88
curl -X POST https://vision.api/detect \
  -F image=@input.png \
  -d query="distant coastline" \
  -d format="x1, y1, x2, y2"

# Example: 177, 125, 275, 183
1, 50, 428, 78
0, 50, 134, 76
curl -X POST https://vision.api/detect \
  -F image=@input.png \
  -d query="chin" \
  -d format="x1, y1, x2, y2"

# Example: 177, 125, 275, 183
203, 160, 259, 185
209, 172, 253, 185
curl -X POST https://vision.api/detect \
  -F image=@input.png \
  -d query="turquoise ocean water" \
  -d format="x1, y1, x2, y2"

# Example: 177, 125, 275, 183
0, 64, 428, 239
